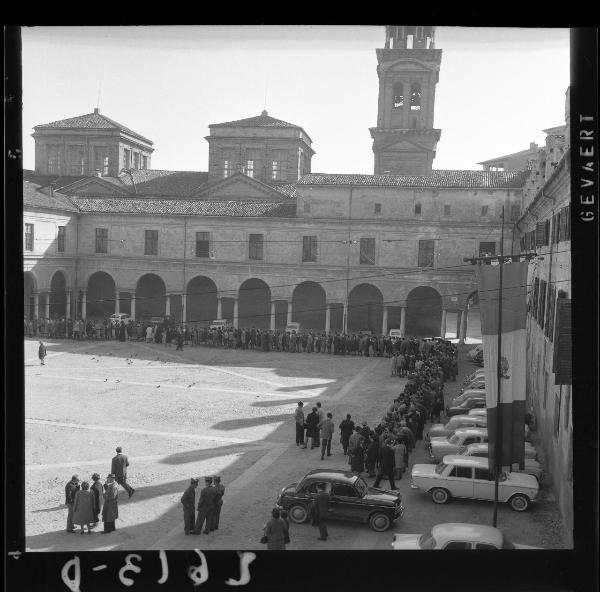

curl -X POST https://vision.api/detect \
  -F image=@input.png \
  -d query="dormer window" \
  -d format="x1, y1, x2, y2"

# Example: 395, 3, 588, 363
393, 83, 404, 108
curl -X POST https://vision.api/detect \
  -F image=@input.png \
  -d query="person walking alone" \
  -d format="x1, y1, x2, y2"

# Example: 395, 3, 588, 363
38, 341, 47, 365
181, 478, 198, 535
111, 446, 135, 498
318, 413, 335, 460
294, 402, 305, 446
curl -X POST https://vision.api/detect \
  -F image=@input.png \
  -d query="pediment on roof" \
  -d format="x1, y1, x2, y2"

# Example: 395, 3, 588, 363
59, 177, 128, 196
193, 173, 285, 201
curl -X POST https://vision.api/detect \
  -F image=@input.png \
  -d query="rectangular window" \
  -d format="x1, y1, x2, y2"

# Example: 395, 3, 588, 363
418, 239, 435, 268
195, 232, 210, 258
142, 155, 148, 169
248, 234, 264, 260
57, 226, 66, 252
223, 159, 231, 178
360, 238, 376, 265
70, 146, 86, 175
303, 202, 311, 213
271, 150, 287, 181
24, 223, 34, 251
144, 230, 158, 255
414, 203, 422, 215
510, 204, 521, 221
133, 152, 140, 170
47, 145, 61, 174
531, 277, 539, 320
302, 236, 318, 262
535, 222, 546, 247
480, 205, 489, 216
123, 149, 131, 170
552, 297, 571, 385
374, 203, 382, 214
479, 242, 496, 257
95, 228, 108, 254
272, 160, 281, 181
553, 393, 561, 438
246, 160, 254, 178
94, 148, 109, 176
538, 279, 547, 328
444, 204, 451, 217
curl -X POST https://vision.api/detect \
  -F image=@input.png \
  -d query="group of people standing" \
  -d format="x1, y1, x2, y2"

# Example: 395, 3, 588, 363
63, 446, 135, 535
180, 475, 225, 535
294, 401, 335, 460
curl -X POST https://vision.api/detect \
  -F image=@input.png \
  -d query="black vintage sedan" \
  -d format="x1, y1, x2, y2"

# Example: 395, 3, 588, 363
275, 469, 404, 532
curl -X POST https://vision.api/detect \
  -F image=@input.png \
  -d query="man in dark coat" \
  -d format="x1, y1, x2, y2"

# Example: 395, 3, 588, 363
181, 478, 198, 535
38, 341, 47, 365
313, 483, 331, 541
65, 474, 80, 532
303, 407, 320, 449
365, 438, 380, 478
90, 472, 104, 527
373, 440, 397, 490
210, 476, 225, 531
101, 474, 119, 533
193, 476, 218, 535
111, 446, 135, 498
176, 329, 184, 351
339, 414, 355, 455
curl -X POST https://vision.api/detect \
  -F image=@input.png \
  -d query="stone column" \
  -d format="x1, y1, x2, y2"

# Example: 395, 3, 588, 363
459, 308, 467, 344
343, 302, 348, 334
165, 294, 171, 317
382, 305, 388, 335
270, 301, 276, 331
81, 291, 87, 320
131, 295, 136, 321
286, 300, 293, 326
114, 291, 120, 314
233, 298, 239, 329
399, 306, 406, 337
440, 308, 447, 338
44, 292, 50, 319
65, 290, 71, 319
325, 303, 331, 334
181, 294, 186, 327
33, 292, 39, 322
217, 297, 222, 319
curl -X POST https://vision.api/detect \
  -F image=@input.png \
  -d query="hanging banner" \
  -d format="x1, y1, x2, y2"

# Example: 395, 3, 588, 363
475, 260, 529, 473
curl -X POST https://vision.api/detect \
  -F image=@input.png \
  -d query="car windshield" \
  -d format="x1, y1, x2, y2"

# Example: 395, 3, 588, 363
434, 462, 447, 474
448, 433, 461, 445
354, 477, 368, 496
418, 533, 436, 549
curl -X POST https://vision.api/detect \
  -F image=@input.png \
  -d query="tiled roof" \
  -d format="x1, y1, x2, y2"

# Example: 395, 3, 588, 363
23, 170, 90, 191
34, 111, 153, 145
210, 110, 300, 130
70, 197, 297, 218
273, 183, 298, 198
297, 170, 530, 189
23, 180, 79, 212
118, 169, 210, 197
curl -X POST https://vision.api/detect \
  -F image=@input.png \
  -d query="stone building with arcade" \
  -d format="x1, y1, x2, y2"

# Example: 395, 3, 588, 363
24, 26, 529, 341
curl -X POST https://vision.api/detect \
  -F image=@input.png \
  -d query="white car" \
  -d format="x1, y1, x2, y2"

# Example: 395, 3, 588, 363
462, 369, 485, 387
210, 319, 232, 330
411, 455, 539, 511
109, 313, 131, 325
391, 523, 540, 550
459, 443, 544, 482
461, 377, 486, 392
467, 408, 487, 417
428, 428, 488, 462
451, 388, 488, 407
389, 329, 402, 339
426, 415, 487, 440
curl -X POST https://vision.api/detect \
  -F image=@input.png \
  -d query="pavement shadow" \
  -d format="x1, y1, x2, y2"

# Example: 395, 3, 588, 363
159, 442, 260, 465
31, 505, 65, 513
211, 414, 290, 431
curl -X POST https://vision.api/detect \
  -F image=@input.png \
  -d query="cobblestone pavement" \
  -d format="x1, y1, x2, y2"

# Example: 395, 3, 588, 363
24, 338, 568, 550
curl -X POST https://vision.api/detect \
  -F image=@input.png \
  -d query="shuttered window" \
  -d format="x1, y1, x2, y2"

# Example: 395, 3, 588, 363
360, 238, 375, 265
249, 234, 264, 260
538, 279, 547, 329
302, 236, 318, 262
196, 232, 210, 258
418, 239, 435, 267
552, 297, 571, 385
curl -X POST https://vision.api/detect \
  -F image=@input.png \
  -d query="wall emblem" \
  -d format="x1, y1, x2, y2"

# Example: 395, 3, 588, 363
500, 356, 511, 379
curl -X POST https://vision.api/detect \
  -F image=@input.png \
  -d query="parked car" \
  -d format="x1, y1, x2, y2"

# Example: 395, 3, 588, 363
461, 377, 486, 392
109, 313, 131, 326
410, 455, 539, 511
275, 469, 404, 532
428, 428, 489, 462
286, 322, 301, 333
474, 349, 484, 366
467, 408, 488, 418
391, 523, 541, 550
426, 415, 487, 440
467, 344, 483, 360
446, 397, 486, 417
459, 443, 544, 482
451, 388, 488, 407
210, 318, 232, 330
462, 369, 485, 387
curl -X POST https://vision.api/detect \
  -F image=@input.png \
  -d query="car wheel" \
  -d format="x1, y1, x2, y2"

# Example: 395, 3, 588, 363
288, 503, 309, 524
369, 512, 391, 532
509, 494, 530, 512
430, 488, 450, 504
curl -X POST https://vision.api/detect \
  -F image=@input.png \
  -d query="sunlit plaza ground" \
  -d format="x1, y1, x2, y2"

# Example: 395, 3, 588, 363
24, 336, 566, 551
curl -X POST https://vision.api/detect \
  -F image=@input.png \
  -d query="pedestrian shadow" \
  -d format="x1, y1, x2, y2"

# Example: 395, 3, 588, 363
31, 504, 65, 513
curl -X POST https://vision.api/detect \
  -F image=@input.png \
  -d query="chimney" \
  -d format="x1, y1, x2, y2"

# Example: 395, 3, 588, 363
94, 107, 100, 115
529, 142, 538, 150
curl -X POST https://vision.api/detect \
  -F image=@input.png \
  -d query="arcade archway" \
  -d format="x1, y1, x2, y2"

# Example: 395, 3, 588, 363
87, 271, 116, 319
239, 278, 271, 329
187, 276, 218, 327
49, 271, 68, 318
24, 272, 37, 319
292, 281, 326, 331
405, 286, 442, 337
348, 283, 383, 333
136, 274, 166, 320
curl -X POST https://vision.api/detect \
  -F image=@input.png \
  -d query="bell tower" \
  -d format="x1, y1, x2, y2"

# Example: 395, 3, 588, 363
369, 26, 442, 175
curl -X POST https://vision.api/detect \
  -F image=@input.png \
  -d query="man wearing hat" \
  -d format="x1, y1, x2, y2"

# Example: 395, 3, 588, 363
193, 476, 219, 535
181, 478, 199, 535
64, 474, 80, 532
111, 446, 135, 498
101, 474, 119, 533
209, 476, 225, 531
90, 473, 104, 528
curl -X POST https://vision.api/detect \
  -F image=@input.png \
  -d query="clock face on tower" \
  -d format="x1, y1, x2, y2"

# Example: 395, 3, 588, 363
370, 26, 442, 175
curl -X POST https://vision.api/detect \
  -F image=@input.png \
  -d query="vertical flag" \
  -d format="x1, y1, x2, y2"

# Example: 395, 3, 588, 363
475, 260, 529, 472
